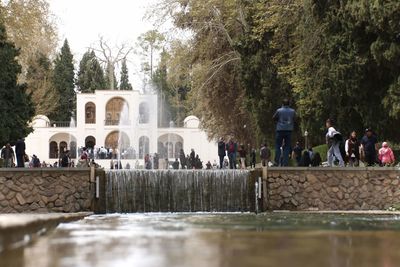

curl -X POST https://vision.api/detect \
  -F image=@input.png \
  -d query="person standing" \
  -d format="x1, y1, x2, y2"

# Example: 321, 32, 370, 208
361, 128, 378, 166
260, 144, 271, 167
379, 142, 395, 166
292, 141, 303, 166
15, 138, 26, 168
273, 99, 296, 166
179, 149, 186, 169
1, 143, 15, 168
217, 138, 226, 169
345, 131, 360, 167
226, 139, 237, 169
250, 148, 256, 169
325, 119, 345, 167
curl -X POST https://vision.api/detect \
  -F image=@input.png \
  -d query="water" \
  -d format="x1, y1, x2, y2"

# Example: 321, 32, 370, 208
3, 212, 400, 267
106, 170, 252, 213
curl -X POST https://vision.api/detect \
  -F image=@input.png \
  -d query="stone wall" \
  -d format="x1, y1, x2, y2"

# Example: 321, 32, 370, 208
263, 167, 400, 210
0, 169, 94, 213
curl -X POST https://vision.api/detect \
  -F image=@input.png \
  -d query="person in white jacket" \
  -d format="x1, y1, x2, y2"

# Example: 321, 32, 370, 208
325, 119, 345, 167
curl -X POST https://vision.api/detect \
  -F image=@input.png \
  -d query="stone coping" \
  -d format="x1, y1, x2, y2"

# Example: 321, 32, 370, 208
271, 210, 400, 215
0, 212, 92, 252
263, 167, 400, 171
0, 168, 91, 172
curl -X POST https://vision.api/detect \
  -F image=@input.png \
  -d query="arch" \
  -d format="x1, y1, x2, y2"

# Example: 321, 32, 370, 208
105, 131, 130, 150
49, 141, 58, 159
59, 141, 68, 156
85, 102, 96, 124
139, 102, 150, 124
70, 141, 77, 159
157, 133, 184, 159
105, 97, 129, 125
85, 136, 96, 149
158, 142, 167, 158
139, 136, 150, 159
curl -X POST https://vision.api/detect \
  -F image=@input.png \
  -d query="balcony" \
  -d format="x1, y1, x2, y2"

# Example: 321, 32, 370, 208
51, 121, 76, 128
104, 119, 131, 126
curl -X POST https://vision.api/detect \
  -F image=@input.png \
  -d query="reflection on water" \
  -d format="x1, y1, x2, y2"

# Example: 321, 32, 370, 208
2, 213, 400, 267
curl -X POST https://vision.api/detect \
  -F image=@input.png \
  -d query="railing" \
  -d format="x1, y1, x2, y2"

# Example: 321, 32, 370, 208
51, 121, 76, 128
85, 119, 96, 124
104, 120, 131, 126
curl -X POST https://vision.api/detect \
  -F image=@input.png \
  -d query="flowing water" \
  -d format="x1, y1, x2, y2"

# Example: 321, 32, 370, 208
3, 212, 400, 267
106, 170, 252, 213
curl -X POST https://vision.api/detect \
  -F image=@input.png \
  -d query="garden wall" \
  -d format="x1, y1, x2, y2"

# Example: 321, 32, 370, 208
262, 167, 400, 210
0, 168, 99, 213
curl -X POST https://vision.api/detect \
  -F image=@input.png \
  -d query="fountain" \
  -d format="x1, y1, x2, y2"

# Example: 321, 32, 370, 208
116, 102, 130, 169
106, 169, 252, 213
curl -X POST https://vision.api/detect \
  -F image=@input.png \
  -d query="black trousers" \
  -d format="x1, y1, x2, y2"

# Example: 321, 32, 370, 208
16, 154, 24, 167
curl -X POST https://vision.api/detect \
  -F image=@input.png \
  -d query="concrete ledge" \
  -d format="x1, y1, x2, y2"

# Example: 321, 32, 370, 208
0, 212, 92, 252
0, 168, 91, 172
265, 167, 400, 171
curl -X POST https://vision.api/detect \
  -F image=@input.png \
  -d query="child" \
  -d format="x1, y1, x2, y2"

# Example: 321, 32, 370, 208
378, 142, 395, 166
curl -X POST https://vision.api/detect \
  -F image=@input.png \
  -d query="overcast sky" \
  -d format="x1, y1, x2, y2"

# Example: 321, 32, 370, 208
49, 0, 161, 89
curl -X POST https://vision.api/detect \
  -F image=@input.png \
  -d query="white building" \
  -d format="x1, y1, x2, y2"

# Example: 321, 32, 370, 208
25, 90, 218, 168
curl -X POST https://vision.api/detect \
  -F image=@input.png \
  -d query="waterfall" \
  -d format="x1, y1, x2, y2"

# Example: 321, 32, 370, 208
105, 170, 252, 213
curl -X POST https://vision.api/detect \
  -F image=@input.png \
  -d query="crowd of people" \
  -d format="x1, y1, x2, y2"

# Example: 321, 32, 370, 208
1, 100, 397, 169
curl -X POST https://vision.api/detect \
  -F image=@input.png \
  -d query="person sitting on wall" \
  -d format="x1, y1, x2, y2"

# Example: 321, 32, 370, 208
311, 152, 322, 167
379, 142, 395, 167
61, 151, 70, 167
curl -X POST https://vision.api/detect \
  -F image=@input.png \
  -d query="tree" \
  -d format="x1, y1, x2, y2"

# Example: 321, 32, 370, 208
77, 50, 106, 93
119, 58, 133, 90
95, 37, 133, 90
1, 0, 57, 78
26, 51, 59, 115
49, 39, 75, 122
0, 22, 35, 146
137, 30, 165, 80
104, 62, 118, 90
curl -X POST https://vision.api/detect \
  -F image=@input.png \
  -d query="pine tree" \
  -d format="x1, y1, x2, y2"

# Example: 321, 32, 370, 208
104, 62, 118, 90
77, 50, 106, 93
119, 58, 132, 90
50, 39, 75, 121
0, 22, 35, 146
26, 51, 59, 116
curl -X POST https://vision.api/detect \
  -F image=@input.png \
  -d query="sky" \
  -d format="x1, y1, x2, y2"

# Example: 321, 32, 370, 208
49, 0, 161, 89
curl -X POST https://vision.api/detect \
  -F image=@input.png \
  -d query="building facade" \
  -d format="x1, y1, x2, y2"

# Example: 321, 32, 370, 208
25, 90, 218, 168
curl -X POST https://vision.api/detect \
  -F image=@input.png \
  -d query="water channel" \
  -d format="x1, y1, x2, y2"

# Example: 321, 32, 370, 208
2, 212, 400, 267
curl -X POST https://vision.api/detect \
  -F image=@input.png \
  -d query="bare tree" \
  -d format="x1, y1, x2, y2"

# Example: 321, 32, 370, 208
92, 37, 133, 90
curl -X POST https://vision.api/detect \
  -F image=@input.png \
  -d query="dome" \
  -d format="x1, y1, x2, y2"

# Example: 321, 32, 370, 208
184, 115, 200, 128
31, 115, 50, 128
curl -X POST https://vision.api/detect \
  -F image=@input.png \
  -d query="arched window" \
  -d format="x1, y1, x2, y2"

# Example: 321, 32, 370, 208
166, 142, 174, 159
85, 136, 96, 149
85, 102, 96, 124
105, 97, 128, 125
59, 141, 67, 156
139, 136, 150, 159
139, 102, 150, 124
175, 142, 183, 159
49, 141, 58, 159
70, 141, 77, 159
105, 131, 130, 150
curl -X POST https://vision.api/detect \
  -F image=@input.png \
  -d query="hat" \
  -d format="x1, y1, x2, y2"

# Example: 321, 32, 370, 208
382, 142, 388, 147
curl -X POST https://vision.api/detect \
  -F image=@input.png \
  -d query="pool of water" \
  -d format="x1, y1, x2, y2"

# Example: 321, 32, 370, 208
2, 212, 400, 267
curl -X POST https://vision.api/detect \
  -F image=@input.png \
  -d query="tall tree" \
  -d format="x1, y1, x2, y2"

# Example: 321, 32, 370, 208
104, 62, 118, 90
77, 50, 106, 93
49, 39, 75, 122
0, 22, 35, 146
119, 58, 133, 90
137, 30, 165, 81
1, 0, 57, 78
26, 51, 59, 115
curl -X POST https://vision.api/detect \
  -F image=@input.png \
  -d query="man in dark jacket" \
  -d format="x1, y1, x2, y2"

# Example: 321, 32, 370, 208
15, 138, 26, 168
217, 138, 226, 169
273, 99, 296, 166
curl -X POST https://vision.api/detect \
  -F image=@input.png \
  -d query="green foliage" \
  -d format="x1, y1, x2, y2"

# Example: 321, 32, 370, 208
77, 50, 106, 93
26, 51, 59, 115
119, 58, 132, 90
0, 23, 34, 146
49, 39, 75, 122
